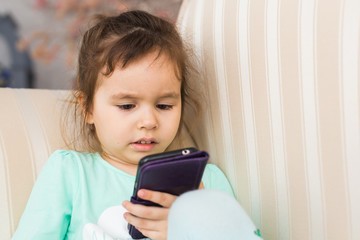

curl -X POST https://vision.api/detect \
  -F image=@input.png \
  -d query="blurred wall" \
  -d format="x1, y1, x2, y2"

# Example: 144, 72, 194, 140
0, 0, 182, 90
1, 0, 78, 89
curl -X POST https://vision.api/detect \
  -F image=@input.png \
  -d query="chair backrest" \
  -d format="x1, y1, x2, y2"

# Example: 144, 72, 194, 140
178, 0, 360, 239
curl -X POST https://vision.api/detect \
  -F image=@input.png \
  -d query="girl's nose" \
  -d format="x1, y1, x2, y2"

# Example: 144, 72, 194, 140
137, 108, 158, 130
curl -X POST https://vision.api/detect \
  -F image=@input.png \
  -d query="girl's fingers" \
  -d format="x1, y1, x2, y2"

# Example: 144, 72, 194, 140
124, 212, 167, 240
137, 189, 177, 208
124, 212, 167, 231
123, 200, 169, 220
137, 228, 166, 240
122, 190, 177, 240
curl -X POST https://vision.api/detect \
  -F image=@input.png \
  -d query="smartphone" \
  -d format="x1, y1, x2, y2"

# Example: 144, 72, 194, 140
128, 147, 209, 239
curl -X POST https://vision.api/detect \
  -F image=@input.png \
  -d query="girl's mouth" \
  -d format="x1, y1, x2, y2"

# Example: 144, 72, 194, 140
135, 140, 156, 144
131, 138, 158, 151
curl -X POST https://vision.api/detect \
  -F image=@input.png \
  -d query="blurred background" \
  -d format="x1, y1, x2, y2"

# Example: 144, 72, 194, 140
0, 0, 183, 89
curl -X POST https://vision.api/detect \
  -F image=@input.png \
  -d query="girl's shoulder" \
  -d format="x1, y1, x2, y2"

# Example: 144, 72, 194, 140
47, 150, 135, 179
49, 149, 98, 161
44, 150, 99, 172
202, 163, 235, 197
203, 163, 226, 177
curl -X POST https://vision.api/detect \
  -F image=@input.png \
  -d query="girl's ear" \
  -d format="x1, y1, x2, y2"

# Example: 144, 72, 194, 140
78, 92, 94, 124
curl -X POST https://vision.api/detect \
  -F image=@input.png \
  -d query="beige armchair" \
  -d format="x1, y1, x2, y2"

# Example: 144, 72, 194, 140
1, 0, 359, 239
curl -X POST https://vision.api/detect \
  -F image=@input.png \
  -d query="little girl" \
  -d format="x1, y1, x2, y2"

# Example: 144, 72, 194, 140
12, 10, 261, 240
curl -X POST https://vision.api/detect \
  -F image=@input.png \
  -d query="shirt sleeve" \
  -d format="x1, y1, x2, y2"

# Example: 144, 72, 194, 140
12, 150, 79, 240
201, 164, 235, 197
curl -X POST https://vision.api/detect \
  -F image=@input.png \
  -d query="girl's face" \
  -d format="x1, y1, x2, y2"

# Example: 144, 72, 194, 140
86, 51, 182, 173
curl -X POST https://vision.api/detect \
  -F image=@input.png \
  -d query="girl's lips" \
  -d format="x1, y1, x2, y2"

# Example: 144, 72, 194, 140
130, 142, 157, 151
131, 138, 158, 151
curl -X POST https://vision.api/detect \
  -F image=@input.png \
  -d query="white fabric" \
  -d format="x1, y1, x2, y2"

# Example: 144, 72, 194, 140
168, 190, 262, 240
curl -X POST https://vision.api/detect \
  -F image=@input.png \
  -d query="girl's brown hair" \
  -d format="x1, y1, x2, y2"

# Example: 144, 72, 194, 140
62, 10, 202, 152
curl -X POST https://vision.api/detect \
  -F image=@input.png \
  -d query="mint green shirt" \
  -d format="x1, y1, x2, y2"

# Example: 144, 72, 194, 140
12, 150, 234, 240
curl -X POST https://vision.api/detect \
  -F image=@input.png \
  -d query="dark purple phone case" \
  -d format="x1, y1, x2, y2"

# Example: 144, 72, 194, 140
128, 149, 209, 239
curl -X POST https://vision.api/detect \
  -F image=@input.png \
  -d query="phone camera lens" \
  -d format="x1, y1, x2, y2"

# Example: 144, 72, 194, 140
182, 149, 191, 155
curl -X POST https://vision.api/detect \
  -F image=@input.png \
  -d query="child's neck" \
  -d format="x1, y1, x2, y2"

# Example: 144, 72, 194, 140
100, 152, 138, 176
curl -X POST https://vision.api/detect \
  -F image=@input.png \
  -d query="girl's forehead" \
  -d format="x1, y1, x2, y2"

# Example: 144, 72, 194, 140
95, 51, 181, 95
97, 51, 181, 85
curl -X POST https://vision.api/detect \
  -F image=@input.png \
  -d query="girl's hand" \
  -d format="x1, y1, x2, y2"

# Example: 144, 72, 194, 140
122, 189, 177, 240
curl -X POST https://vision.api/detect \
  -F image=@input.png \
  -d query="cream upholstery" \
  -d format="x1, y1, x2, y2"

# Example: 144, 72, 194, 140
0, 88, 69, 239
177, 0, 360, 239
1, 0, 360, 239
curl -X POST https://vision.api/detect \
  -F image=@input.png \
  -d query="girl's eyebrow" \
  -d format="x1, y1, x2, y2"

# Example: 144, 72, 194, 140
158, 92, 181, 99
110, 92, 138, 100
110, 92, 180, 100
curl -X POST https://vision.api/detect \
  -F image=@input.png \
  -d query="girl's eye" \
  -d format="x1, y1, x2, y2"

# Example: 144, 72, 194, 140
157, 104, 173, 110
117, 104, 135, 110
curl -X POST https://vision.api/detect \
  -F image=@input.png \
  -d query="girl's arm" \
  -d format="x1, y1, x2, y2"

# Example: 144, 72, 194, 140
12, 150, 77, 239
